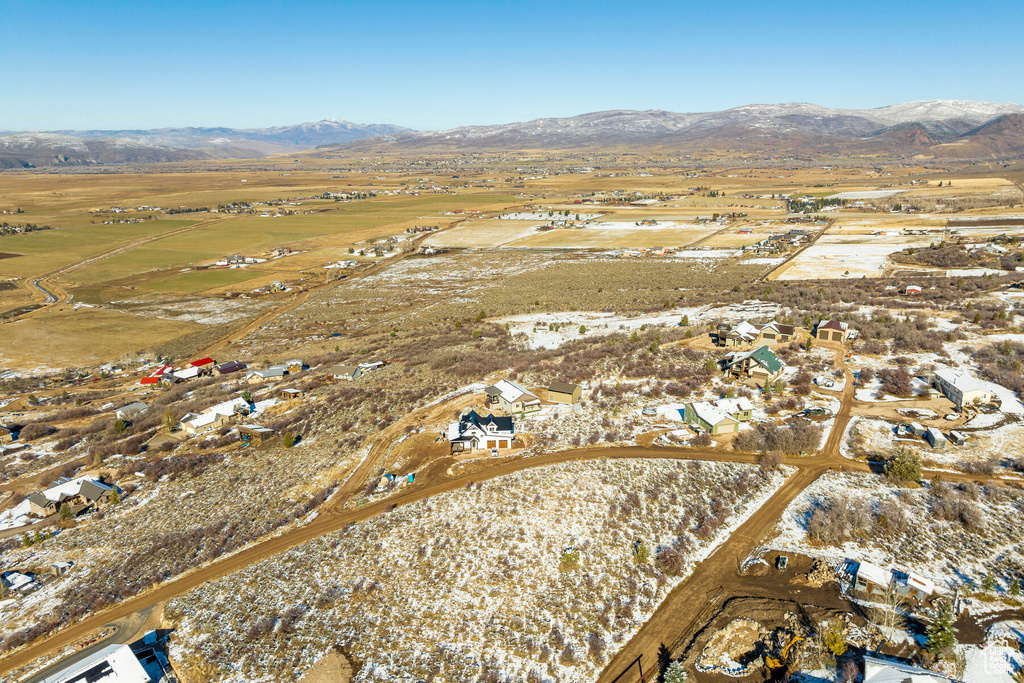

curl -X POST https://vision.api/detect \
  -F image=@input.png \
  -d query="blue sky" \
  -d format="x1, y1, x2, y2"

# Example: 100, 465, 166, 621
3, 0, 1022, 131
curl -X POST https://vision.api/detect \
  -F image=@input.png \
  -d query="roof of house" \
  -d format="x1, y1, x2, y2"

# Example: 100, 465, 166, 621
215, 360, 245, 373
856, 561, 892, 587
464, 410, 514, 432
39, 643, 151, 683
328, 365, 360, 376
116, 402, 147, 415
817, 319, 848, 331
933, 368, 993, 394
34, 476, 113, 506
688, 401, 739, 427
548, 381, 581, 394
863, 654, 954, 682
493, 379, 539, 404
926, 427, 946, 441
252, 367, 287, 378
183, 412, 220, 430
173, 366, 202, 380
725, 345, 784, 374
281, 388, 302, 395
190, 357, 215, 367
761, 321, 796, 336
728, 321, 759, 340
715, 397, 755, 414
207, 397, 249, 417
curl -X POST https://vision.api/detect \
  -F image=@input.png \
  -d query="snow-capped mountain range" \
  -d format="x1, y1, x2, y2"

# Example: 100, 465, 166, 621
3, 101, 1024, 167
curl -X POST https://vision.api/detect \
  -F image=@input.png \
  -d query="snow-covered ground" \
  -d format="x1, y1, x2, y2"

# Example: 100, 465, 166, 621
0, 499, 33, 531
828, 190, 907, 200
168, 459, 792, 683
772, 472, 1024, 594
778, 234, 934, 280
501, 301, 782, 349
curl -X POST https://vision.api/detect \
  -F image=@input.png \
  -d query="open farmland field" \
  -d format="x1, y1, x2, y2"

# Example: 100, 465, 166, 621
422, 218, 546, 247
0, 307, 204, 367
775, 232, 936, 279
508, 222, 715, 249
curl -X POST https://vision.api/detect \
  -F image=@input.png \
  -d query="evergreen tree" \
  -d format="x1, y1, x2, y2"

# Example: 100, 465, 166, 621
926, 599, 958, 659
663, 661, 688, 683
109, 489, 120, 506
1009, 578, 1021, 597
59, 503, 72, 520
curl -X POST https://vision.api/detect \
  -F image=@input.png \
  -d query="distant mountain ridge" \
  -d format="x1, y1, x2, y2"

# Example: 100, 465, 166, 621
331, 100, 1024, 157
0, 119, 413, 168
4, 100, 1024, 168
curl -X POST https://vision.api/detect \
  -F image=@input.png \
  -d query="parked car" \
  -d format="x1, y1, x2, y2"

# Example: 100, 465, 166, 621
944, 413, 960, 421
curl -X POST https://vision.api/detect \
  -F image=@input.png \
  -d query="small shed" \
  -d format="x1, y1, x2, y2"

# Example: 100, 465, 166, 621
239, 425, 275, 446
548, 381, 582, 404
949, 430, 966, 446
854, 561, 891, 596
925, 427, 947, 449
909, 422, 926, 437
904, 285, 923, 295
280, 387, 303, 401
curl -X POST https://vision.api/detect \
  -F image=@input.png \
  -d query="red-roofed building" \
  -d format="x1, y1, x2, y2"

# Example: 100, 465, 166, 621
190, 357, 216, 368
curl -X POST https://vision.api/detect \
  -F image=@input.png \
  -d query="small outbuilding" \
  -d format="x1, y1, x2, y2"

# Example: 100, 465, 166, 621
214, 360, 246, 376
949, 430, 967, 446
280, 387, 303, 400
547, 381, 582, 404
239, 425, 275, 446
925, 427, 947, 449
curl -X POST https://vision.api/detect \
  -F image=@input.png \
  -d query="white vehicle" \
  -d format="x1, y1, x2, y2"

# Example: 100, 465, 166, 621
944, 413, 960, 421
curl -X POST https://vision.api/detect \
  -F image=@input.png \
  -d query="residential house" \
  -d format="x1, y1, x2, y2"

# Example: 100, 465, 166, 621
714, 397, 755, 422
1, 571, 37, 597
286, 359, 304, 374
486, 379, 541, 414
26, 476, 115, 518
115, 402, 148, 421
37, 643, 150, 683
723, 346, 785, 384
717, 321, 759, 347
172, 365, 202, 381
815, 320, 854, 342
925, 427, 947, 449
328, 365, 363, 381
863, 655, 954, 683
932, 368, 996, 408
758, 322, 796, 344
685, 401, 740, 435
180, 411, 229, 435
447, 411, 515, 453
214, 360, 246, 376
547, 381, 582, 404
246, 366, 287, 384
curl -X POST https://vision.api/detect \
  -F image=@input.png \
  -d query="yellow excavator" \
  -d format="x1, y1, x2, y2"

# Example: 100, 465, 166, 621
765, 634, 803, 680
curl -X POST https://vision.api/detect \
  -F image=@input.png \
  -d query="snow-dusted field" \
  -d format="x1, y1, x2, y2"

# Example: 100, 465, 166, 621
777, 234, 934, 280
828, 190, 907, 200
771, 472, 1024, 593
168, 459, 790, 683
501, 300, 782, 349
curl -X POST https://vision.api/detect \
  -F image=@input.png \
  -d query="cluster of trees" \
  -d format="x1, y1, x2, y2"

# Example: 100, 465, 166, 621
733, 421, 823, 455
0, 221, 51, 236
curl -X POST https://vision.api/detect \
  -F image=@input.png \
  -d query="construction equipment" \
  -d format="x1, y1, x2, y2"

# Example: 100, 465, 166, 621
765, 634, 803, 678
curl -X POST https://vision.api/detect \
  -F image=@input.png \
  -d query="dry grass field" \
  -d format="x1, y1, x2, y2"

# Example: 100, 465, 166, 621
0, 155, 1021, 371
